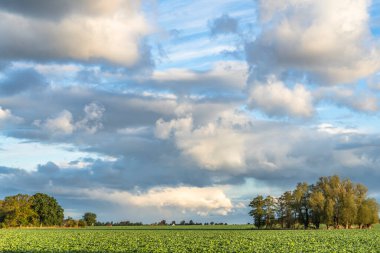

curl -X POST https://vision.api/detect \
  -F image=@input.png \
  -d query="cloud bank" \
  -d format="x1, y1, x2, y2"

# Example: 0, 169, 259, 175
0, 0, 151, 66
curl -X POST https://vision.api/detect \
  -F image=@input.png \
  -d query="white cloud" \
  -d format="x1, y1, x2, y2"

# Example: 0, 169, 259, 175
249, 0, 380, 84
315, 86, 379, 112
76, 103, 105, 134
317, 123, 360, 135
117, 126, 150, 135
0, 0, 151, 66
248, 77, 314, 118
155, 111, 249, 170
63, 186, 233, 216
37, 110, 75, 135
152, 61, 248, 90
36, 102, 105, 135
0, 107, 11, 120
0, 106, 23, 125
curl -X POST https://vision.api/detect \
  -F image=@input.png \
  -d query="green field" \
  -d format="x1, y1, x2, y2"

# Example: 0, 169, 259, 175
0, 225, 379, 252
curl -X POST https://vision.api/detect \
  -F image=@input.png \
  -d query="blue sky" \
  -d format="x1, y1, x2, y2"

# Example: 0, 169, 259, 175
1, 0, 380, 223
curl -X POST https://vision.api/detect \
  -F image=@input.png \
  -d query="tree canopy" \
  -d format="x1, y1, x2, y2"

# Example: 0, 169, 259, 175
0, 193, 63, 228
249, 175, 379, 229
83, 212, 97, 226
31, 193, 64, 226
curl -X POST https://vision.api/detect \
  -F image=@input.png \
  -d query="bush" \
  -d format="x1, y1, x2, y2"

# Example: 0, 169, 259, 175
78, 220, 86, 228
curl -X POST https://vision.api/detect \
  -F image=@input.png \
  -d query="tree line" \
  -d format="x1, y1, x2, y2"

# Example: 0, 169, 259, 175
249, 175, 379, 229
0, 193, 97, 228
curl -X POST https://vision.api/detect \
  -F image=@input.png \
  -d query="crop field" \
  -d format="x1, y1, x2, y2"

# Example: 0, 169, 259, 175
0, 225, 379, 253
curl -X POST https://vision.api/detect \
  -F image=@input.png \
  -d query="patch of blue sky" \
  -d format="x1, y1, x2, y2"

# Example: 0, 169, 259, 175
370, 0, 380, 36
0, 135, 113, 172
315, 103, 380, 134
154, 0, 256, 71
158, 48, 238, 71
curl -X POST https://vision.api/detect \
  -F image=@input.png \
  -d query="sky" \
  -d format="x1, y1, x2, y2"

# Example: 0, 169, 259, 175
0, 0, 380, 224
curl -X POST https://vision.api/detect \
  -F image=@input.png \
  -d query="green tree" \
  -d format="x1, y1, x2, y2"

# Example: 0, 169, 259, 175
264, 196, 276, 228
357, 198, 379, 228
0, 199, 5, 225
277, 191, 293, 228
78, 219, 86, 228
248, 175, 379, 230
31, 193, 64, 226
316, 176, 340, 229
366, 199, 379, 227
293, 182, 311, 229
1, 194, 38, 227
309, 189, 324, 229
83, 212, 97, 226
339, 179, 357, 228
249, 195, 265, 229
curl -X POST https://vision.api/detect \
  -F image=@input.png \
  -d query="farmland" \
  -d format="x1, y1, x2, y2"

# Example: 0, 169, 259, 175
0, 225, 379, 252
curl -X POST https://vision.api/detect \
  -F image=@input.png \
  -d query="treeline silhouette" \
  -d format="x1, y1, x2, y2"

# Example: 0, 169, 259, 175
249, 175, 379, 229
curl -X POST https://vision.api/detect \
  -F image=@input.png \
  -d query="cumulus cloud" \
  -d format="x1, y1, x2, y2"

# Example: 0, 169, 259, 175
248, 77, 314, 118
209, 14, 239, 36
36, 110, 75, 135
35, 102, 105, 136
75, 186, 233, 216
0, 0, 151, 66
155, 111, 249, 170
76, 103, 105, 134
0, 0, 137, 21
0, 106, 23, 126
247, 0, 380, 84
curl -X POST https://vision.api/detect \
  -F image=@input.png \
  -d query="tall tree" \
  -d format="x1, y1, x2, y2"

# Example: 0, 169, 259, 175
248, 175, 379, 230
357, 198, 379, 228
264, 196, 276, 228
31, 193, 64, 226
1, 194, 38, 227
293, 182, 311, 229
309, 189, 324, 229
278, 191, 293, 229
339, 179, 357, 228
316, 176, 339, 229
249, 195, 265, 229
83, 212, 97, 226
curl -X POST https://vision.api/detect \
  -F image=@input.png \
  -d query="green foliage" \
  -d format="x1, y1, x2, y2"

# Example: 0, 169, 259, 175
277, 191, 293, 228
0, 227, 379, 252
64, 217, 78, 228
78, 219, 87, 228
0, 194, 38, 227
31, 193, 64, 226
0, 193, 64, 228
83, 212, 97, 226
249, 195, 265, 229
249, 175, 379, 229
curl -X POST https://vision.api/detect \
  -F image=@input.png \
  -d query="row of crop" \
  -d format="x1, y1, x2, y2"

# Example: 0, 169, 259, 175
0, 229, 379, 252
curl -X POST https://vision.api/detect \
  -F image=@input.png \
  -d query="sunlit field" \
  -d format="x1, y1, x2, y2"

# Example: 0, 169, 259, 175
1, 225, 379, 253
